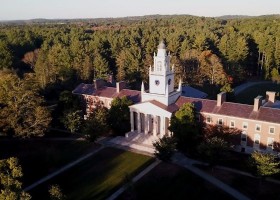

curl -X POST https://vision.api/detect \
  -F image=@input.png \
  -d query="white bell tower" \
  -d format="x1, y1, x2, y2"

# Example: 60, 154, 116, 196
141, 41, 182, 106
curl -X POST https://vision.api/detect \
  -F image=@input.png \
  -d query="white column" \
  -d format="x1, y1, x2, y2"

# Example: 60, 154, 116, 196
130, 111, 134, 132
160, 116, 165, 138
144, 114, 148, 135
153, 115, 157, 136
137, 112, 141, 133
148, 115, 152, 133
167, 118, 172, 136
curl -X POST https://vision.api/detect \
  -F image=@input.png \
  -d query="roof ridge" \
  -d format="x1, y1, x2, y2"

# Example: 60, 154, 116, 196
179, 96, 217, 102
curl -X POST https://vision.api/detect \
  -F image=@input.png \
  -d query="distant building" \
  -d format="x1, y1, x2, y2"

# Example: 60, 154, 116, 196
73, 41, 280, 154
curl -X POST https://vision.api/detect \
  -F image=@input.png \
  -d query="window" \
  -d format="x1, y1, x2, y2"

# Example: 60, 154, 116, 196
230, 120, 235, 128
255, 124, 261, 132
218, 118, 223, 125
241, 131, 247, 142
269, 127, 275, 134
254, 134, 260, 145
267, 137, 274, 150
206, 116, 211, 124
242, 122, 248, 130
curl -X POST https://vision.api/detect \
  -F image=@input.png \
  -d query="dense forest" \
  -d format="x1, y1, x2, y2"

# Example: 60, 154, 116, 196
1, 15, 280, 91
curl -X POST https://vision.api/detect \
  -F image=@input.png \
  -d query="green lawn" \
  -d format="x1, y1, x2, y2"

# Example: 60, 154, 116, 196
234, 83, 280, 104
118, 162, 234, 200
0, 139, 95, 186
199, 166, 280, 200
30, 147, 153, 200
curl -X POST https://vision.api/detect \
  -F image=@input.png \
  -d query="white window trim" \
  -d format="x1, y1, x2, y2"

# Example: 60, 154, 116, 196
206, 116, 211, 124
229, 120, 235, 128
217, 118, 223, 125
255, 124, 261, 132
242, 122, 248, 130
269, 126, 275, 135
254, 134, 261, 146
267, 137, 274, 150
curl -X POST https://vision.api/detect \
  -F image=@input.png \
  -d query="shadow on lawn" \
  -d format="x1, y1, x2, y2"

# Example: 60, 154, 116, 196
29, 147, 152, 200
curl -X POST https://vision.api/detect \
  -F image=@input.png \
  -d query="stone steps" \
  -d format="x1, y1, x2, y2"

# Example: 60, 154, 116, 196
109, 134, 156, 154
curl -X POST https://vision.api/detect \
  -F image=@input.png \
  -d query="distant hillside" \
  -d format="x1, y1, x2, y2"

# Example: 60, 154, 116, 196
217, 14, 280, 20
1, 14, 279, 26
216, 15, 252, 20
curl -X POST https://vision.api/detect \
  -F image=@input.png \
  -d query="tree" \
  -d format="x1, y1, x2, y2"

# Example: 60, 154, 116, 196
271, 68, 280, 83
93, 53, 109, 79
22, 49, 39, 69
169, 102, 200, 153
153, 136, 177, 161
0, 72, 51, 137
198, 137, 231, 168
82, 102, 109, 142
202, 124, 241, 146
0, 40, 13, 69
249, 151, 280, 178
199, 50, 227, 85
61, 110, 83, 133
0, 157, 31, 200
49, 184, 65, 200
108, 97, 133, 135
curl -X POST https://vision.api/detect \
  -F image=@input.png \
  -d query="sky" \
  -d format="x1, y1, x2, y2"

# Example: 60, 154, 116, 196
0, 0, 280, 20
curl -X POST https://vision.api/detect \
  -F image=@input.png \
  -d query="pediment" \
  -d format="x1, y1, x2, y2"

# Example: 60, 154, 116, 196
129, 101, 172, 118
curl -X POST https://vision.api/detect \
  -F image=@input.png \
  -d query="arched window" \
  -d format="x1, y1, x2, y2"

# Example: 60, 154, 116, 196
254, 134, 261, 146
156, 61, 162, 71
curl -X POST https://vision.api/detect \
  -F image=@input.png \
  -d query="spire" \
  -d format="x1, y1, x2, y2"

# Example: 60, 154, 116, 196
141, 81, 145, 93
177, 78, 182, 92
158, 40, 166, 49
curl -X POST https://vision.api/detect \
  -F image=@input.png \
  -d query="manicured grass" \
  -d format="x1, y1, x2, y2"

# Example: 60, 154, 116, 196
0, 139, 95, 187
234, 83, 280, 104
198, 166, 280, 200
118, 162, 234, 200
30, 147, 153, 200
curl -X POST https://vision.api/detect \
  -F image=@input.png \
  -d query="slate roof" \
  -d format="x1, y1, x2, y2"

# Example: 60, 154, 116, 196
181, 86, 208, 98
176, 96, 280, 124
72, 83, 94, 95
72, 83, 141, 103
73, 83, 280, 124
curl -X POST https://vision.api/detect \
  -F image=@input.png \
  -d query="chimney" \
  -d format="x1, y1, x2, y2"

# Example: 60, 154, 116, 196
253, 96, 263, 111
266, 91, 276, 103
94, 79, 105, 90
217, 92, 226, 106
116, 81, 126, 93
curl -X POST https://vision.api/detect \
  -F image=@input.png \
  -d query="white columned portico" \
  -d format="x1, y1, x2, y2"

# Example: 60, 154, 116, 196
130, 111, 134, 132
137, 112, 141, 133
160, 116, 165, 138
167, 118, 171, 136
144, 114, 148, 134
153, 115, 157, 136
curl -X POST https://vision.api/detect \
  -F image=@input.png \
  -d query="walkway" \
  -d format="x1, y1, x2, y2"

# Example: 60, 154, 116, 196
23, 134, 256, 199
106, 159, 161, 200
234, 81, 271, 95
24, 146, 104, 192
172, 152, 250, 200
